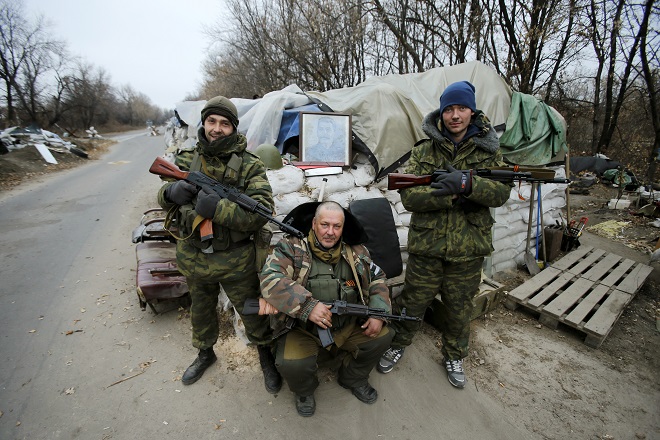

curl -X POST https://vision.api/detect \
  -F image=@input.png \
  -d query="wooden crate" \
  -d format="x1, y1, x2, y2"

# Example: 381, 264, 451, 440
505, 246, 653, 348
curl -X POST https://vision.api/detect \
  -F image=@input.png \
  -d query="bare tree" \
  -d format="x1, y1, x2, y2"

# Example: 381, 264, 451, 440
638, 0, 659, 179
588, 0, 646, 154
0, 0, 62, 127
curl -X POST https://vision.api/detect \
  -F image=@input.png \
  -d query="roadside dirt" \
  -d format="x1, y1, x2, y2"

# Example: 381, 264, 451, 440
1, 147, 658, 439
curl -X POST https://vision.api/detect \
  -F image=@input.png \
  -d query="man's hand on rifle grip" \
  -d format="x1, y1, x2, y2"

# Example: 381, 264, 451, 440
195, 188, 221, 218
309, 303, 333, 329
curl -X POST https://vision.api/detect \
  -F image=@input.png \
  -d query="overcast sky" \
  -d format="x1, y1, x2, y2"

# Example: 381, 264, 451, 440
23, 0, 224, 109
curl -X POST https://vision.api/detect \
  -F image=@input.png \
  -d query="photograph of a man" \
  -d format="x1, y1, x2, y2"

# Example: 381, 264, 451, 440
301, 113, 351, 164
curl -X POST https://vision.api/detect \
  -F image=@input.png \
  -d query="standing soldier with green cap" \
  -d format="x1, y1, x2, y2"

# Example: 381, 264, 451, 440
157, 96, 281, 394
377, 81, 511, 388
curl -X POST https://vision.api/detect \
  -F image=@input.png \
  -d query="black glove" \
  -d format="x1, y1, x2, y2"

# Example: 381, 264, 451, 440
430, 164, 472, 197
164, 181, 198, 205
195, 189, 221, 218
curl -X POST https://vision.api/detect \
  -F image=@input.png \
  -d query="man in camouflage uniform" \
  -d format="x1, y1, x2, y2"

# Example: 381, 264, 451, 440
257, 201, 394, 416
157, 96, 281, 393
377, 81, 511, 388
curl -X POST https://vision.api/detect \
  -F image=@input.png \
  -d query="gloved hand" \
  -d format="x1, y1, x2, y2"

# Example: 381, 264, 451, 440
164, 181, 198, 205
430, 164, 472, 197
195, 188, 221, 218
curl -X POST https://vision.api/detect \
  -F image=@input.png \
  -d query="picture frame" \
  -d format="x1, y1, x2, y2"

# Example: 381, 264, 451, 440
299, 112, 352, 166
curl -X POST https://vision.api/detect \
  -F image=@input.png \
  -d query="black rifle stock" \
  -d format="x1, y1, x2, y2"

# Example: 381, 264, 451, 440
243, 298, 421, 348
388, 167, 570, 190
149, 156, 304, 239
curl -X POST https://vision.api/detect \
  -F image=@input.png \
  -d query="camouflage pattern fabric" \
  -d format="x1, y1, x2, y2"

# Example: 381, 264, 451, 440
391, 255, 483, 359
179, 240, 271, 348
390, 109, 510, 361
275, 322, 393, 395
401, 110, 511, 263
157, 130, 273, 251
156, 130, 275, 348
259, 236, 390, 338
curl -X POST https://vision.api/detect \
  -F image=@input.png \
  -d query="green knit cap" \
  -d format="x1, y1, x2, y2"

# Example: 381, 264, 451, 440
201, 96, 239, 128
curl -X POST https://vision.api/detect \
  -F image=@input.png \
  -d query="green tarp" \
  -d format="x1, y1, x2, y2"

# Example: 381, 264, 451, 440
499, 92, 568, 165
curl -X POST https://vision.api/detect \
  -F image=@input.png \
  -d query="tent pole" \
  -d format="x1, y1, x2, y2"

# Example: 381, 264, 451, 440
565, 151, 571, 223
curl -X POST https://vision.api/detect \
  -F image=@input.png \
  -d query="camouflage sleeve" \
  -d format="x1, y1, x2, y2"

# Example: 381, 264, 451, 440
354, 246, 391, 313
259, 237, 315, 320
213, 156, 274, 232
464, 150, 512, 208
400, 144, 453, 212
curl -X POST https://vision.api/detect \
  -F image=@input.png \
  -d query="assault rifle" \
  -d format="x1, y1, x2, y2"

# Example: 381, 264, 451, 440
243, 298, 421, 348
388, 167, 570, 191
149, 156, 304, 240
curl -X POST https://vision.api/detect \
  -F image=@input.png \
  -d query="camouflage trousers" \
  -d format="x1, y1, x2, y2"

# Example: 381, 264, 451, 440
391, 254, 483, 360
177, 240, 272, 349
275, 320, 394, 396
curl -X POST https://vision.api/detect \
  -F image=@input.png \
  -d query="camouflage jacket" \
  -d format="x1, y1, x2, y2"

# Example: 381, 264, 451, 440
157, 130, 273, 251
259, 236, 391, 337
401, 110, 511, 262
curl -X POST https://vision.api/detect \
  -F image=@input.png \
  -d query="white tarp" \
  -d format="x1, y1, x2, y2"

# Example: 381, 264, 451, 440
231, 61, 513, 175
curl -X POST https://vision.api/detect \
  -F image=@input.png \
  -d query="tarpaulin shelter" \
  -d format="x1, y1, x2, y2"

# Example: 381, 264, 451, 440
180, 61, 568, 180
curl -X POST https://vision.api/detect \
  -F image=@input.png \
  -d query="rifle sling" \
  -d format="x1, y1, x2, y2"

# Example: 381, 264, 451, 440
344, 245, 366, 306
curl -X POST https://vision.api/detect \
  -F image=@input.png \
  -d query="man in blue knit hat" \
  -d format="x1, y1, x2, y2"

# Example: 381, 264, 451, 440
377, 81, 511, 388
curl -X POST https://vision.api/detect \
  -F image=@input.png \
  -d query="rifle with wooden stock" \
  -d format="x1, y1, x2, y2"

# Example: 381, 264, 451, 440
243, 298, 421, 348
149, 156, 304, 240
387, 167, 570, 191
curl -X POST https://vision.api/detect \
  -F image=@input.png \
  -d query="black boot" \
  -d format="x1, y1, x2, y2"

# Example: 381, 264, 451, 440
181, 348, 217, 385
257, 345, 282, 394
295, 394, 316, 417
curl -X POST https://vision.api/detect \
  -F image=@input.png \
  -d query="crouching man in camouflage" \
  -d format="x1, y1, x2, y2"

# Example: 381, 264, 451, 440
257, 201, 394, 417
157, 96, 281, 394
377, 81, 511, 388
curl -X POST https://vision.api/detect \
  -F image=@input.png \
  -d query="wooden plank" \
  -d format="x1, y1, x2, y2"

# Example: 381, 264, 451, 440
550, 245, 593, 270
542, 277, 596, 318
566, 248, 606, 275
508, 267, 562, 301
582, 253, 623, 282
583, 289, 632, 337
615, 263, 654, 294
600, 259, 635, 287
527, 272, 575, 308
564, 284, 610, 327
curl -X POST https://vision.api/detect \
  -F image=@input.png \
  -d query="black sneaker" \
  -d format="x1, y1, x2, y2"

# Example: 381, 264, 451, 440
377, 347, 405, 374
443, 358, 466, 388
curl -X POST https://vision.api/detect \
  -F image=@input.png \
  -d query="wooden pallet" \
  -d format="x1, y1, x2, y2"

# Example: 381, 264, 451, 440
505, 246, 653, 348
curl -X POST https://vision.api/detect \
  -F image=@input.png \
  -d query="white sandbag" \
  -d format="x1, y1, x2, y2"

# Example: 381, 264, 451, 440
396, 226, 409, 249
349, 163, 376, 186
267, 165, 305, 195
274, 193, 315, 217
326, 187, 384, 208
383, 188, 402, 205
306, 172, 356, 196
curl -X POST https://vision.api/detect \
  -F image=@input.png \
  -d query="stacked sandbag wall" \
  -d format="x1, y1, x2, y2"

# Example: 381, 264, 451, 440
266, 156, 568, 276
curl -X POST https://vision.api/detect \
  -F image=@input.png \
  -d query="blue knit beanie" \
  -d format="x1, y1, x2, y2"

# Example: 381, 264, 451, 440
439, 81, 476, 113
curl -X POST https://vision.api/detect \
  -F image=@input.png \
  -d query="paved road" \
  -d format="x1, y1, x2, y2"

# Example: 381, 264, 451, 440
0, 134, 535, 439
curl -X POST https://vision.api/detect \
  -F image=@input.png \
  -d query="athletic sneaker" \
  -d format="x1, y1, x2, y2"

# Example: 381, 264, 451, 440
444, 358, 466, 388
377, 347, 405, 374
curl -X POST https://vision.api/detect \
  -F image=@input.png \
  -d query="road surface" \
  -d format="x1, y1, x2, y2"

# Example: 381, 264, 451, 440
0, 133, 535, 439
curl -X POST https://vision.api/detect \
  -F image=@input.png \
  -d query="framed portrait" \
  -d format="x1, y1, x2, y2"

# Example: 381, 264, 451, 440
299, 112, 352, 166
